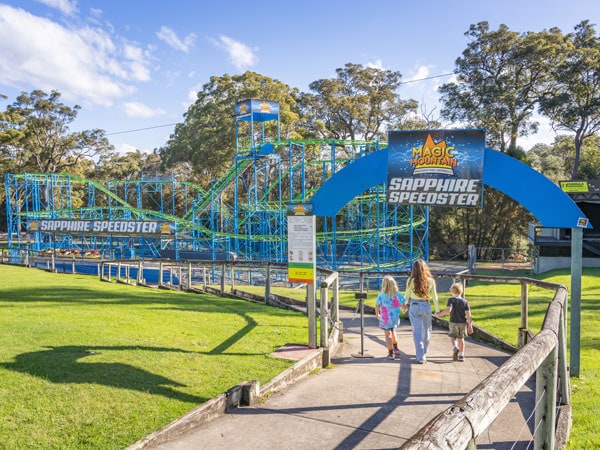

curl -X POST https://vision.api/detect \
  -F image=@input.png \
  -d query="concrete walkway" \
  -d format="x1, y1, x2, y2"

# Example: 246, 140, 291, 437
147, 309, 535, 449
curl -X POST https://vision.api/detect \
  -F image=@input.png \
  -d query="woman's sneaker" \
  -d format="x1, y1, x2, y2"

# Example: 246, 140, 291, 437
386, 353, 395, 360
393, 347, 401, 356
458, 353, 465, 362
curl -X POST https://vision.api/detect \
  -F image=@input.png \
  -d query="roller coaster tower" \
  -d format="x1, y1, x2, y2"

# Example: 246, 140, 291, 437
4, 99, 428, 270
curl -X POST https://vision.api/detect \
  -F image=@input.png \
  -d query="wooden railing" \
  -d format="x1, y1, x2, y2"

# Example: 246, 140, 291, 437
97, 259, 341, 365
399, 274, 571, 450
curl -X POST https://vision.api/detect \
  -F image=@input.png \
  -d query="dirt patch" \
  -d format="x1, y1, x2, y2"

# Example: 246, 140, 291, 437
270, 343, 319, 361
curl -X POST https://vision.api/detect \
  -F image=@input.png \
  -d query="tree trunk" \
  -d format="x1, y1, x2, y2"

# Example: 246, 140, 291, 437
571, 131, 583, 180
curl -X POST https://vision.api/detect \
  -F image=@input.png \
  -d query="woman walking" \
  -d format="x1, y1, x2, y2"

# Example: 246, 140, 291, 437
403, 259, 439, 364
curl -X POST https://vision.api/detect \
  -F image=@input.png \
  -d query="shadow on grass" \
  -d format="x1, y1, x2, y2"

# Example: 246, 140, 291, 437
1, 345, 206, 404
0, 285, 302, 316
0, 285, 225, 308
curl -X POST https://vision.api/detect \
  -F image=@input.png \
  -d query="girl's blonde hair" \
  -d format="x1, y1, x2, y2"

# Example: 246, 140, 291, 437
381, 275, 399, 297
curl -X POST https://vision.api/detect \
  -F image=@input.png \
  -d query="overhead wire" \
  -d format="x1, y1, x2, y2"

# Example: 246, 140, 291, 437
104, 72, 455, 136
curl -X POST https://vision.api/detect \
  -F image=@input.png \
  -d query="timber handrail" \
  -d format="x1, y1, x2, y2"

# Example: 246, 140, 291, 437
400, 279, 570, 449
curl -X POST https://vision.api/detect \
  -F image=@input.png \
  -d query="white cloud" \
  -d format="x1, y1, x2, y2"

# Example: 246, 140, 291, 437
157, 26, 197, 53
405, 65, 432, 83
114, 142, 139, 155
122, 101, 166, 118
183, 84, 202, 109
35, 0, 77, 16
212, 35, 258, 69
0, 5, 152, 106
366, 59, 384, 70
520, 114, 562, 150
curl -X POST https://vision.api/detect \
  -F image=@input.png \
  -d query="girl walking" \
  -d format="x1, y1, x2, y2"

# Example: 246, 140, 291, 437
375, 275, 404, 360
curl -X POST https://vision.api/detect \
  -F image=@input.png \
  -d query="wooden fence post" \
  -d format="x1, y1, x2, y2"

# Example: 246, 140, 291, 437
137, 261, 143, 284
332, 274, 339, 324
220, 263, 225, 296
558, 310, 570, 404
187, 262, 192, 291
320, 282, 329, 348
265, 263, 271, 304
159, 262, 163, 288
534, 346, 558, 450
307, 284, 317, 349
518, 281, 529, 348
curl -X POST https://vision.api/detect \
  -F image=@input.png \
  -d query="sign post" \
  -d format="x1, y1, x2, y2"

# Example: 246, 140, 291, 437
570, 227, 583, 377
351, 292, 374, 358
287, 203, 317, 348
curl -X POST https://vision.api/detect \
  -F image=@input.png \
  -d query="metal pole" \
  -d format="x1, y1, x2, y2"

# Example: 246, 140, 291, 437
352, 292, 373, 358
570, 227, 582, 377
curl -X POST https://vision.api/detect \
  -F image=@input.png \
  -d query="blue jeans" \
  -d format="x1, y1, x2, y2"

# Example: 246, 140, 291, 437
409, 301, 432, 361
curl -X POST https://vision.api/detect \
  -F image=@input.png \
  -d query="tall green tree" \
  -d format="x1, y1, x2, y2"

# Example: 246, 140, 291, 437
160, 71, 301, 186
95, 150, 162, 181
301, 63, 418, 141
528, 135, 600, 182
0, 90, 113, 174
429, 188, 533, 259
438, 22, 563, 154
432, 22, 562, 254
538, 21, 600, 180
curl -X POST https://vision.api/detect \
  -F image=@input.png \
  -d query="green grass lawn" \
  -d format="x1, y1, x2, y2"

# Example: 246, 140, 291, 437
0, 265, 308, 449
1, 265, 598, 448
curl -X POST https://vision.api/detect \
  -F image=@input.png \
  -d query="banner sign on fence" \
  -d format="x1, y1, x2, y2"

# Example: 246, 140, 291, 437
27, 219, 174, 236
387, 129, 485, 207
287, 203, 315, 284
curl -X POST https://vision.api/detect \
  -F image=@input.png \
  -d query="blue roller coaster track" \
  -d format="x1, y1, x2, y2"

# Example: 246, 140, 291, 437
4, 101, 428, 270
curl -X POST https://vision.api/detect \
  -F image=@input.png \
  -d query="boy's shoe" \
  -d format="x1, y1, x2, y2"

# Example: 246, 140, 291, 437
393, 347, 401, 356
386, 353, 395, 360
458, 354, 465, 362
453, 347, 459, 361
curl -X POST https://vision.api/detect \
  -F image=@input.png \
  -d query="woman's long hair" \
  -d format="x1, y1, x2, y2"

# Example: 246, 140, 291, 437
410, 259, 432, 299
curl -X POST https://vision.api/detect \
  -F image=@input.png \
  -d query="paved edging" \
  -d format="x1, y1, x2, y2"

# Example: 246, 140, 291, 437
126, 287, 344, 450
126, 347, 325, 450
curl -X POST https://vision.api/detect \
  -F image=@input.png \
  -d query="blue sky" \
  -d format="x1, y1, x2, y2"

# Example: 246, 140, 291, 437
1, 0, 598, 155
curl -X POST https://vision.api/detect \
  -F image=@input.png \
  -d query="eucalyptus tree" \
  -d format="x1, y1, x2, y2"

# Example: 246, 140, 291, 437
438, 22, 563, 154
0, 90, 113, 174
159, 71, 301, 187
528, 135, 600, 182
527, 141, 571, 183
431, 22, 562, 256
538, 21, 600, 180
94, 149, 162, 181
302, 63, 418, 141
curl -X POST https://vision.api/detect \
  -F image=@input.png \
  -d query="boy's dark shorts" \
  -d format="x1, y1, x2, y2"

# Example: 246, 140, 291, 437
449, 322, 467, 339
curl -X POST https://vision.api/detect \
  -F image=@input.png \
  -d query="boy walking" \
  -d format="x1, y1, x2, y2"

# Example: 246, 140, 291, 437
435, 282, 473, 362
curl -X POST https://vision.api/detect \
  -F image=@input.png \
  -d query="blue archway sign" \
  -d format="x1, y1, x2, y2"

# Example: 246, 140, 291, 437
310, 145, 589, 377
311, 147, 590, 229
